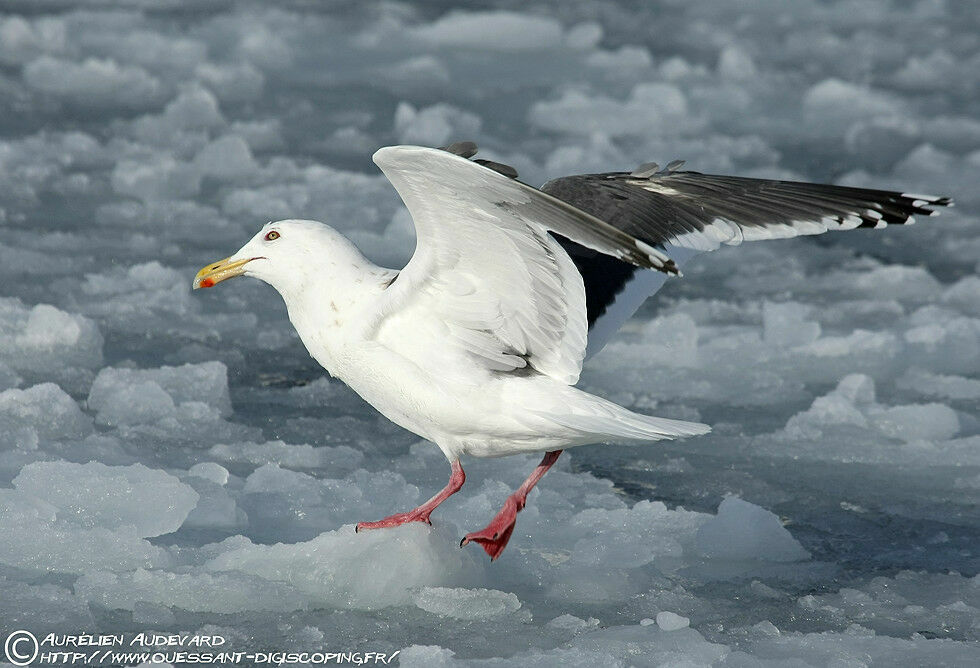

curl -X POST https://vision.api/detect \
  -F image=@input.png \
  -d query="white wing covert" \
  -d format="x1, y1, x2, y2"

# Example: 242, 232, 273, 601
363, 146, 673, 385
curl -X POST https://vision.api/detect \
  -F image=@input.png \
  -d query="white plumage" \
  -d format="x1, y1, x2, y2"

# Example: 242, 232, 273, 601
194, 144, 949, 560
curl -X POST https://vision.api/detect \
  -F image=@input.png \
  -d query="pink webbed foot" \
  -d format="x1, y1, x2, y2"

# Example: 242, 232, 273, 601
460, 496, 521, 561
356, 508, 433, 532
461, 450, 563, 561
356, 459, 465, 533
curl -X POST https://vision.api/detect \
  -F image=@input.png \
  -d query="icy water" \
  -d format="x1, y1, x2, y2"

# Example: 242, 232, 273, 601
1, 1, 979, 666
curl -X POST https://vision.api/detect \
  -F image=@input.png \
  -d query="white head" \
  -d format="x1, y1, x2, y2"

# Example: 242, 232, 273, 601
193, 219, 369, 304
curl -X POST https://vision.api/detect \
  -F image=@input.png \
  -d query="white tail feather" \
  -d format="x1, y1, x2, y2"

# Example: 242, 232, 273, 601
531, 397, 710, 444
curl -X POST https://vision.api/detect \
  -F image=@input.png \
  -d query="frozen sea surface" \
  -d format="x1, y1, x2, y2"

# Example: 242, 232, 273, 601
1, 1, 979, 665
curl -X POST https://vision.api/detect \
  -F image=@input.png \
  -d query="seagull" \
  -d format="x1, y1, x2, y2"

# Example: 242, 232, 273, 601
194, 142, 951, 560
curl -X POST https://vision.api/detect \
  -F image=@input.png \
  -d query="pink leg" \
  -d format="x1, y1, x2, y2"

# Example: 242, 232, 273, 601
356, 460, 465, 532
461, 450, 562, 561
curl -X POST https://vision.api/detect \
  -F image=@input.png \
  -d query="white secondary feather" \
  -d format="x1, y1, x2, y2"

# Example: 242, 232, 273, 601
366, 146, 589, 384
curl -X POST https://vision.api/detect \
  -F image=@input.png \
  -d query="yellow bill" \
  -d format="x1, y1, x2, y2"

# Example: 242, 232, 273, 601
193, 256, 254, 289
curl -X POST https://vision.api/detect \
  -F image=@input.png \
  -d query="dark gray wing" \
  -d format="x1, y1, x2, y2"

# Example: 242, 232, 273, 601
541, 169, 952, 252
543, 167, 951, 341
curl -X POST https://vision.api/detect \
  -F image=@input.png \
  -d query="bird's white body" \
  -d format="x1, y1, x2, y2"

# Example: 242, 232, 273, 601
257, 221, 703, 462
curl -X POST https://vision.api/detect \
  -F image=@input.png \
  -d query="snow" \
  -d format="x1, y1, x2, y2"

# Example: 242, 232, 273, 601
0, 1, 977, 665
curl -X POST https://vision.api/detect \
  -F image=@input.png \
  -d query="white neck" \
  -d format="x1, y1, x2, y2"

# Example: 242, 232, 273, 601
272, 240, 393, 374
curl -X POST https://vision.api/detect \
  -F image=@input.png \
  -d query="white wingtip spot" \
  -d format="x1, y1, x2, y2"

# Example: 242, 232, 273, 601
636, 239, 670, 265
902, 192, 941, 202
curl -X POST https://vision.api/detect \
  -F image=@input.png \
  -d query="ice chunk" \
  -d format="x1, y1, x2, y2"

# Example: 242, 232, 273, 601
192, 135, 257, 180
88, 361, 232, 423
182, 475, 243, 531
394, 102, 482, 147
111, 156, 202, 201
228, 118, 282, 151
717, 45, 757, 80
942, 276, 980, 317
783, 376, 871, 440
0, 15, 66, 65
568, 500, 708, 569
207, 440, 363, 473
638, 313, 700, 367
75, 569, 307, 614
656, 611, 691, 631
90, 379, 177, 427
411, 11, 564, 51
24, 56, 164, 109
0, 298, 103, 380
565, 22, 602, 50
207, 525, 483, 610
798, 571, 980, 640
586, 45, 653, 73
1, 460, 199, 574
547, 614, 601, 632
853, 266, 942, 304
132, 85, 224, 142
561, 624, 728, 666
0, 490, 168, 574
0, 576, 94, 631
893, 49, 958, 91
835, 374, 877, 406
904, 317, 980, 375
867, 403, 959, 442
763, 301, 821, 347
195, 62, 264, 103
803, 78, 902, 135
188, 462, 230, 485
529, 82, 690, 137
239, 463, 419, 542
897, 369, 980, 401
413, 587, 521, 620
696, 497, 810, 562
14, 461, 199, 537
0, 383, 92, 444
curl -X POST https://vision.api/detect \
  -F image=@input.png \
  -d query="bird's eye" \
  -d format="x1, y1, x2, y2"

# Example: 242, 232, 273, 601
265, 231, 280, 241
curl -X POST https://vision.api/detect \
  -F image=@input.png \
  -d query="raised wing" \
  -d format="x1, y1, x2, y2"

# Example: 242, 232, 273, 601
543, 165, 951, 357
363, 145, 685, 385
542, 168, 952, 252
